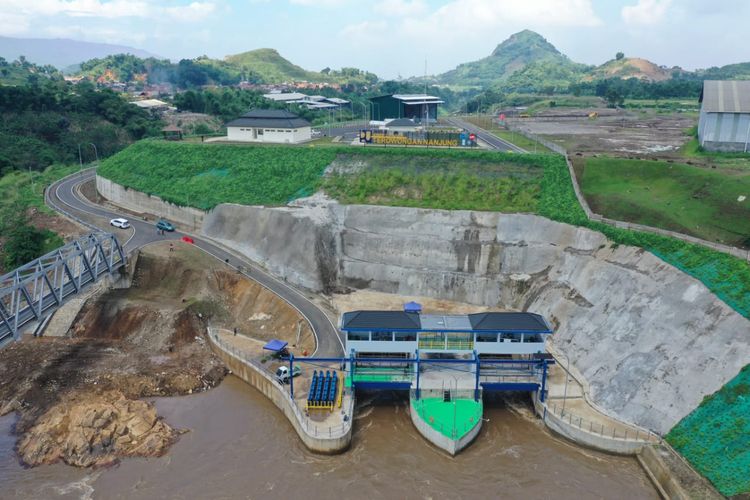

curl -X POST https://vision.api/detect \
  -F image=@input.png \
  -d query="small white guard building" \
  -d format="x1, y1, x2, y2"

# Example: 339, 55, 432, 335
226, 109, 312, 144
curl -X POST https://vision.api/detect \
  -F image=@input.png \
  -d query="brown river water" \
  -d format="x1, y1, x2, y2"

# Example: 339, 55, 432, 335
1, 376, 657, 499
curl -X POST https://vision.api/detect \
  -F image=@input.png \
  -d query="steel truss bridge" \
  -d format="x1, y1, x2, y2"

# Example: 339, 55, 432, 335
0, 232, 126, 345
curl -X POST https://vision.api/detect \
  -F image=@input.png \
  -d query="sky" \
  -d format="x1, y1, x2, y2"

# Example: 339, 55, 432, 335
0, 0, 748, 78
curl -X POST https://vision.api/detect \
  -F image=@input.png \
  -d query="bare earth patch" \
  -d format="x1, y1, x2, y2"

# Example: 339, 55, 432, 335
0, 241, 312, 468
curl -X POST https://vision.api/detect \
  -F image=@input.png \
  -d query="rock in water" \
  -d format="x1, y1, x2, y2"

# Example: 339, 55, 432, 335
18, 390, 178, 467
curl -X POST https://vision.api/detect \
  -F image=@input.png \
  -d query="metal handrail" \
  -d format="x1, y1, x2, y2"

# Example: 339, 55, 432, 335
543, 401, 661, 444
208, 327, 354, 439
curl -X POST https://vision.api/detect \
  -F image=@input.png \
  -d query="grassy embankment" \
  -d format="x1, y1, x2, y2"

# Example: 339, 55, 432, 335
578, 157, 750, 248
98, 141, 545, 213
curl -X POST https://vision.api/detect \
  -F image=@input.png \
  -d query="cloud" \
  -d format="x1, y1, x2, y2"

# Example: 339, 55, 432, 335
622, 0, 673, 26
373, 0, 427, 17
0, 0, 217, 27
289, 0, 348, 6
341, 0, 602, 52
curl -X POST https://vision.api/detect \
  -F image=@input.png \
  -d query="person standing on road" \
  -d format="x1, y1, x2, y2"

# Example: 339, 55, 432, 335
169, 242, 174, 252
234, 327, 237, 336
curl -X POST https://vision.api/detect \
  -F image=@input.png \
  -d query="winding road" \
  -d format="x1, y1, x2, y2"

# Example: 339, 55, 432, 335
46, 169, 345, 357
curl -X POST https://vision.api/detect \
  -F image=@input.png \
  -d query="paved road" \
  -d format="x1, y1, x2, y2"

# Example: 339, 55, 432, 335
46, 169, 345, 357
445, 117, 526, 153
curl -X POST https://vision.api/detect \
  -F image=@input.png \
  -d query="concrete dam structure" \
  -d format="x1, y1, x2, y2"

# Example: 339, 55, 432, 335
202, 200, 750, 435
95, 175, 750, 436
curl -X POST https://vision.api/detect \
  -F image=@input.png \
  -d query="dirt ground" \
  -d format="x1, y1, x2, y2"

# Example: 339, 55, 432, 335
0, 241, 314, 468
331, 289, 505, 315
26, 207, 88, 243
508, 110, 696, 156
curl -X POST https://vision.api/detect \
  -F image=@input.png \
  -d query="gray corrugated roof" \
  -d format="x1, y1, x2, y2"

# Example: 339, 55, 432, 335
468, 312, 551, 332
341, 310, 552, 333
226, 108, 310, 129
701, 80, 750, 113
342, 311, 421, 330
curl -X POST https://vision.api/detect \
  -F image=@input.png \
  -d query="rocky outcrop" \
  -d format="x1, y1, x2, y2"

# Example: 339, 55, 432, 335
202, 200, 750, 435
18, 390, 179, 468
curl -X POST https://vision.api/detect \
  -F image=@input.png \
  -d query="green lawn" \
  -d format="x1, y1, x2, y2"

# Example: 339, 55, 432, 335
412, 397, 482, 440
579, 157, 750, 248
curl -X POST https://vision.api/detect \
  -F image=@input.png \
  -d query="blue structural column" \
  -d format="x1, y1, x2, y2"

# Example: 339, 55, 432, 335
289, 352, 295, 399
474, 350, 480, 402
415, 349, 421, 400
540, 359, 548, 403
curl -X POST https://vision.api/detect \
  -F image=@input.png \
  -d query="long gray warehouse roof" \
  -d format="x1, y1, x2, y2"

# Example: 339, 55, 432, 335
700, 80, 750, 113
341, 310, 552, 333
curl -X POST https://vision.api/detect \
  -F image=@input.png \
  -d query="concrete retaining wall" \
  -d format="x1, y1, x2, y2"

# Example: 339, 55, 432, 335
96, 176, 205, 232
208, 334, 352, 454
409, 400, 482, 456
534, 398, 645, 455
98, 180, 750, 437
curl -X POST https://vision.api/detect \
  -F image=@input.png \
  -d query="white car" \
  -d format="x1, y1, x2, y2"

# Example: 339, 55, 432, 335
110, 218, 131, 229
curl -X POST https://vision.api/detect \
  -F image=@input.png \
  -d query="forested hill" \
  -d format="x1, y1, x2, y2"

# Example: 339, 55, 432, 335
0, 80, 162, 174
74, 50, 378, 88
435, 29, 750, 91
437, 30, 587, 87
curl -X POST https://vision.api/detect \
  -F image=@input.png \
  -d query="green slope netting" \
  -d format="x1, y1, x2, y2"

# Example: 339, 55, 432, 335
666, 365, 750, 496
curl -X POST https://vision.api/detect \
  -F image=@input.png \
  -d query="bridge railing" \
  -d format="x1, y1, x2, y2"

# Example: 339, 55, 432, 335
0, 231, 126, 343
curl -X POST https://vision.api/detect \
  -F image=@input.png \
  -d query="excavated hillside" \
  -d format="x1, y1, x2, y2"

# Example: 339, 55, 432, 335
0, 242, 313, 467
203, 200, 750, 435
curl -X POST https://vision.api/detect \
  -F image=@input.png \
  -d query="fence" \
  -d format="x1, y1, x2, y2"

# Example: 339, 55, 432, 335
501, 119, 750, 262
208, 327, 353, 439
544, 400, 661, 444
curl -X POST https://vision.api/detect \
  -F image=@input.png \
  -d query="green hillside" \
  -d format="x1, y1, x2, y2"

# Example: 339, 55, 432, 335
225, 48, 316, 83
437, 30, 580, 87
0, 57, 60, 85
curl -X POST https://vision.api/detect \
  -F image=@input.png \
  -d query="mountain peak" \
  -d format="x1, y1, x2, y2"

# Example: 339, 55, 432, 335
491, 30, 560, 57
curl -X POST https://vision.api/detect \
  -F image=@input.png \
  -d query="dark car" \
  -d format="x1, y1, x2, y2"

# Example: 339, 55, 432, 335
156, 219, 175, 232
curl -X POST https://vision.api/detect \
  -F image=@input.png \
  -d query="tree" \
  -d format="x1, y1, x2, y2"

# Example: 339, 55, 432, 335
605, 88, 624, 108
3, 224, 47, 269
616, 52, 625, 61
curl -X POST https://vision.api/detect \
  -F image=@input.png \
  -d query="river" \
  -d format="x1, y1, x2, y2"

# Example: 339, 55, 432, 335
1, 376, 657, 499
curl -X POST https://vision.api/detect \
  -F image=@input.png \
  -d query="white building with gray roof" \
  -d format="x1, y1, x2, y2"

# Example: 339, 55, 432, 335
698, 80, 750, 152
225, 109, 311, 143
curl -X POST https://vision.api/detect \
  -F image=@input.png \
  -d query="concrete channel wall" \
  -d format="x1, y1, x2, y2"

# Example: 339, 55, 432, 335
533, 398, 646, 455
409, 402, 482, 456
97, 179, 750, 435
208, 331, 353, 454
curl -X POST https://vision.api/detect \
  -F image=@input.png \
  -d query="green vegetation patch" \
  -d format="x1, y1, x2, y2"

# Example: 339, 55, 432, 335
579, 157, 750, 248
666, 365, 750, 496
98, 141, 337, 209
412, 397, 483, 440
0, 164, 78, 271
322, 150, 546, 212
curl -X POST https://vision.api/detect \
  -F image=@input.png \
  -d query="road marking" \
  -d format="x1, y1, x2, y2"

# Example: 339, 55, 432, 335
48, 172, 344, 357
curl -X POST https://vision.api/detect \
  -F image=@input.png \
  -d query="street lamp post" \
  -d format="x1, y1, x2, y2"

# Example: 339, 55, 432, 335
89, 143, 99, 168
